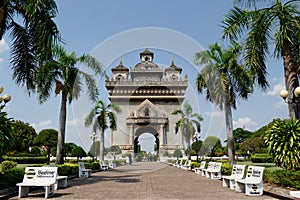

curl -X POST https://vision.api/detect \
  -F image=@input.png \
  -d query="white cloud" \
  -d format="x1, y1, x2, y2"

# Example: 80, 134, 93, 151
264, 78, 285, 96
0, 39, 9, 54
233, 117, 257, 130
31, 120, 52, 132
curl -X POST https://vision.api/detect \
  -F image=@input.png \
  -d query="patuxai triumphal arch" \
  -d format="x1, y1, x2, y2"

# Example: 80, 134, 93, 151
105, 48, 188, 155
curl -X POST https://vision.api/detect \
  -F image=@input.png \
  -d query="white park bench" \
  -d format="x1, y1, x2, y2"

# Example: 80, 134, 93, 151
78, 162, 92, 178
172, 159, 179, 167
55, 175, 68, 190
222, 164, 246, 189
290, 191, 300, 199
205, 162, 222, 179
176, 159, 184, 168
194, 161, 206, 174
100, 160, 109, 171
16, 167, 57, 199
201, 161, 216, 177
235, 165, 265, 196
181, 160, 192, 170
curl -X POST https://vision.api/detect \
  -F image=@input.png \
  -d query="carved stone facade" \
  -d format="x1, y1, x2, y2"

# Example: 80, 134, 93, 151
105, 49, 188, 154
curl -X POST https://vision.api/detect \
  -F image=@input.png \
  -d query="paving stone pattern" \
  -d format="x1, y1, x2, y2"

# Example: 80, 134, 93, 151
7, 162, 292, 200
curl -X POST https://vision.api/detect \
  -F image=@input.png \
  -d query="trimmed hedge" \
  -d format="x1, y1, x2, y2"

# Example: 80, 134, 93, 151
251, 153, 273, 163
4, 156, 47, 164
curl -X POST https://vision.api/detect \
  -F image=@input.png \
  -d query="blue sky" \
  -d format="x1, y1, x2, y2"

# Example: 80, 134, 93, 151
0, 1, 286, 152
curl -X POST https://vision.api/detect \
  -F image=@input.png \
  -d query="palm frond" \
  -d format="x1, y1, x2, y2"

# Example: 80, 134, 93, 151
85, 108, 97, 127
10, 21, 36, 92
79, 54, 104, 76
35, 60, 59, 103
78, 71, 98, 102
244, 10, 270, 90
222, 6, 252, 41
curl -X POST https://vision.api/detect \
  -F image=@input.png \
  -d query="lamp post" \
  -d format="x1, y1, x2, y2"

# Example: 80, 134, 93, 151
280, 86, 300, 119
0, 86, 11, 108
90, 132, 97, 161
193, 132, 200, 162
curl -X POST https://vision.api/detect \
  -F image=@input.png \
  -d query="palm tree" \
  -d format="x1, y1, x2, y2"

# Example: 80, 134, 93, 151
172, 101, 203, 160
0, 0, 60, 91
85, 100, 121, 162
194, 42, 253, 166
222, 0, 300, 119
35, 45, 103, 164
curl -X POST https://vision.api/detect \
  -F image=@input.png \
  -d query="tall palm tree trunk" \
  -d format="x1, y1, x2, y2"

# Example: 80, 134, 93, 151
100, 128, 105, 162
56, 92, 67, 164
283, 50, 300, 119
0, 2, 8, 40
224, 96, 235, 166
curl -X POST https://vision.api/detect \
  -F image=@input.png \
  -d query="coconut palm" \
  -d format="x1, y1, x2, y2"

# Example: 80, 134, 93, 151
194, 42, 253, 166
172, 101, 203, 160
35, 45, 103, 164
0, 0, 60, 91
85, 100, 121, 162
222, 0, 300, 119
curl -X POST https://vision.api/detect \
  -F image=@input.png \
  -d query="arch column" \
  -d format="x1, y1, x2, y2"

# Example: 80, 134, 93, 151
159, 124, 164, 146
129, 125, 134, 146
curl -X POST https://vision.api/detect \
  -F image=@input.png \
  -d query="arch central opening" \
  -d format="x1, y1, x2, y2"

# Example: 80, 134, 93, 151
138, 133, 156, 153
133, 127, 160, 160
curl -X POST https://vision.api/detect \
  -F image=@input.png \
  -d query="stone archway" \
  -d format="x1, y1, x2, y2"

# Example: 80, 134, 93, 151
106, 49, 187, 155
133, 126, 159, 154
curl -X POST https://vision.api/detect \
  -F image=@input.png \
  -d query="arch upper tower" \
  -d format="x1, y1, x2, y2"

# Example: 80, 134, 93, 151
105, 49, 188, 155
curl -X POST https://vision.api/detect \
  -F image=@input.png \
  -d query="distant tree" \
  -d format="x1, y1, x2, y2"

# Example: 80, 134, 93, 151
0, 107, 13, 161
64, 143, 77, 157
172, 101, 203, 160
33, 129, 58, 164
202, 136, 222, 158
89, 141, 100, 161
71, 146, 86, 162
173, 149, 183, 159
85, 100, 121, 162
10, 120, 37, 153
233, 128, 253, 151
191, 140, 203, 162
107, 145, 122, 154
239, 137, 266, 154
265, 119, 300, 170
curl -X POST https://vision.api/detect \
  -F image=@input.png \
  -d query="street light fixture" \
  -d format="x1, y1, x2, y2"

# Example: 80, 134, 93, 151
90, 132, 98, 161
0, 86, 11, 107
280, 86, 300, 119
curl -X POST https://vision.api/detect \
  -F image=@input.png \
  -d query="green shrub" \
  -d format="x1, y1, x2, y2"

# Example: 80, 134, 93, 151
0, 168, 24, 190
1, 160, 17, 170
264, 169, 300, 189
173, 149, 182, 158
251, 153, 273, 163
190, 162, 200, 169
221, 162, 232, 176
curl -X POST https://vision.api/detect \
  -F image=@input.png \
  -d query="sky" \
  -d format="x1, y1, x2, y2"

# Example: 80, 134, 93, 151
0, 1, 287, 152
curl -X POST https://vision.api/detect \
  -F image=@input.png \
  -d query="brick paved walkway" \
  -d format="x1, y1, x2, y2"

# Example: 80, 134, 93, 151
7, 162, 293, 200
